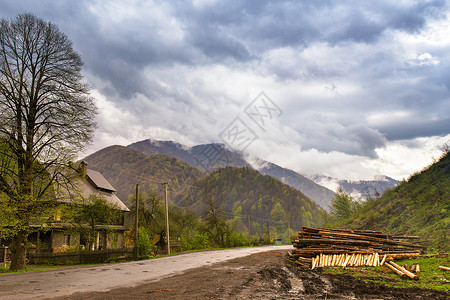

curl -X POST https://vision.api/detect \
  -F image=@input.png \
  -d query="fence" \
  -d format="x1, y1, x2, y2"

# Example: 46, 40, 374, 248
29, 248, 133, 265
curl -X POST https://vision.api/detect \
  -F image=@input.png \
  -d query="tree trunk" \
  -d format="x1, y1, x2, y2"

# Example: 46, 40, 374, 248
9, 231, 28, 271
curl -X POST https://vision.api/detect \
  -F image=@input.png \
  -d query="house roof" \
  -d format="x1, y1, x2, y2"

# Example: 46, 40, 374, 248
86, 169, 116, 192
55, 164, 129, 212
74, 176, 129, 212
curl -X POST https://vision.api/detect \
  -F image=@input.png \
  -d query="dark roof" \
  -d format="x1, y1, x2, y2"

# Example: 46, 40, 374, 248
86, 169, 116, 192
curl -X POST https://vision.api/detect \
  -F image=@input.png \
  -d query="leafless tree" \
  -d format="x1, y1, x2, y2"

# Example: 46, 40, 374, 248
0, 13, 96, 270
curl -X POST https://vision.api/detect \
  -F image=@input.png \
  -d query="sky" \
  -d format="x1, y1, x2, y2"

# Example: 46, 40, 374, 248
2, 0, 449, 181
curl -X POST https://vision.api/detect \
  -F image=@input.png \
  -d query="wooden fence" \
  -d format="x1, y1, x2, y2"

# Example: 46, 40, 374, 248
29, 248, 134, 265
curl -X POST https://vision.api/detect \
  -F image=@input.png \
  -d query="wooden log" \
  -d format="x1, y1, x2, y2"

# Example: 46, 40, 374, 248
348, 254, 356, 266
367, 254, 374, 266
295, 261, 310, 268
389, 261, 419, 280
343, 254, 351, 267
385, 261, 406, 278
386, 253, 420, 260
299, 227, 424, 248
355, 254, 360, 266
380, 254, 387, 266
415, 264, 420, 274
295, 238, 383, 247
338, 254, 344, 266
439, 266, 450, 271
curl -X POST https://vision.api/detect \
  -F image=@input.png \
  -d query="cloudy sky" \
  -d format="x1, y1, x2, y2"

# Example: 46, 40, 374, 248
2, 0, 449, 181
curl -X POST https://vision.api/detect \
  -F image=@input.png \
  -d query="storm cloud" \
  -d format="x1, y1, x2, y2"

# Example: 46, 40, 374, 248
2, 0, 449, 179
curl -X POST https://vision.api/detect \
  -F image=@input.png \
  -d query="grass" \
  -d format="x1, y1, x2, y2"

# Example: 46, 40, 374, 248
323, 255, 450, 292
0, 264, 57, 275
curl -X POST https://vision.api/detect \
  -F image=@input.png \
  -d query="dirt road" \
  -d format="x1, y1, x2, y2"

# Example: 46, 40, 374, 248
0, 245, 291, 299
2, 246, 449, 299
63, 250, 449, 300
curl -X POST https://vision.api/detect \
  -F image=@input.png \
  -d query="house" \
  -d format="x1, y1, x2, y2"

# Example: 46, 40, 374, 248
27, 162, 130, 252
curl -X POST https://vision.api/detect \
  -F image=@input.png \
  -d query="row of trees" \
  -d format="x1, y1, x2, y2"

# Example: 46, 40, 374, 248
131, 191, 273, 256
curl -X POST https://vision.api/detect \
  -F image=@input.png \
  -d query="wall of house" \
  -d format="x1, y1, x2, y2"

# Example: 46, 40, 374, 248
106, 231, 125, 249
51, 231, 80, 252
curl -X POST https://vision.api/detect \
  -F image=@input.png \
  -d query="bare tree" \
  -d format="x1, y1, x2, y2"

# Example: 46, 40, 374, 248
0, 13, 96, 270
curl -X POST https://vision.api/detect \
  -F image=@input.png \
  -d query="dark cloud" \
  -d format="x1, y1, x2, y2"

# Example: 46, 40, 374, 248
1, 0, 449, 168
377, 117, 450, 140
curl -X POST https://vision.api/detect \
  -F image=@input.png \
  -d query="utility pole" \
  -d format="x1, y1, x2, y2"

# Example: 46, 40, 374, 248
287, 219, 290, 244
247, 214, 251, 246
163, 182, 170, 255
133, 183, 139, 258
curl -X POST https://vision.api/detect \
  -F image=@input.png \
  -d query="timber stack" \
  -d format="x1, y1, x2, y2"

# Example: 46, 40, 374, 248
290, 226, 424, 271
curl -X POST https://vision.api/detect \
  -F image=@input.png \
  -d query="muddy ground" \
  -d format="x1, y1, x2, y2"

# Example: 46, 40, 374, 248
61, 250, 449, 299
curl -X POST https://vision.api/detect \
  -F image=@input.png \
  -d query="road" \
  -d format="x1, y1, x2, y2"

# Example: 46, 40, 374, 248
0, 245, 292, 299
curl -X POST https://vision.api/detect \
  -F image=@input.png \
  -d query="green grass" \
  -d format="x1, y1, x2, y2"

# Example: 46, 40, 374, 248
0, 264, 57, 275
323, 255, 450, 292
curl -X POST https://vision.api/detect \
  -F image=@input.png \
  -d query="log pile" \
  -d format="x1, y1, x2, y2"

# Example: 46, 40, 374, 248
290, 227, 423, 272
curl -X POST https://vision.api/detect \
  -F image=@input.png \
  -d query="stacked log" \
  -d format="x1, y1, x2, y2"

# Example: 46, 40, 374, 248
290, 227, 423, 271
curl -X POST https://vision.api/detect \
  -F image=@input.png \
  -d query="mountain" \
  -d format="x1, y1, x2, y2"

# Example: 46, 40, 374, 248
128, 139, 335, 210
338, 176, 399, 199
251, 159, 335, 210
82, 145, 324, 237
311, 175, 399, 201
344, 151, 450, 252
175, 166, 325, 237
83, 145, 203, 207
128, 139, 249, 170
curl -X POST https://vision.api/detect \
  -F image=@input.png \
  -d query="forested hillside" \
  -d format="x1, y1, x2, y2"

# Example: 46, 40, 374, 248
258, 162, 335, 210
128, 138, 335, 210
343, 151, 449, 252
83, 145, 203, 206
176, 167, 324, 240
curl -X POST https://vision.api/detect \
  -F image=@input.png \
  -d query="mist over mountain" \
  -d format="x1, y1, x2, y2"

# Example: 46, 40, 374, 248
128, 139, 250, 170
311, 174, 399, 201
128, 139, 335, 210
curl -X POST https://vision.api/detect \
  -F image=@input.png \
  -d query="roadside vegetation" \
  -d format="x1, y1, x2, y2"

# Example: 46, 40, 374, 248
130, 189, 273, 258
323, 255, 450, 292
322, 148, 449, 253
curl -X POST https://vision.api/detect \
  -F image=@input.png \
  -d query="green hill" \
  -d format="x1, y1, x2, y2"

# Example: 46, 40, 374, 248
345, 151, 449, 252
83, 145, 203, 207
176, 166, 325, 239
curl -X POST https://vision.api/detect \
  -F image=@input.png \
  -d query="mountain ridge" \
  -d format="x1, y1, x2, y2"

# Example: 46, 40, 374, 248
128, 138, 336, 210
